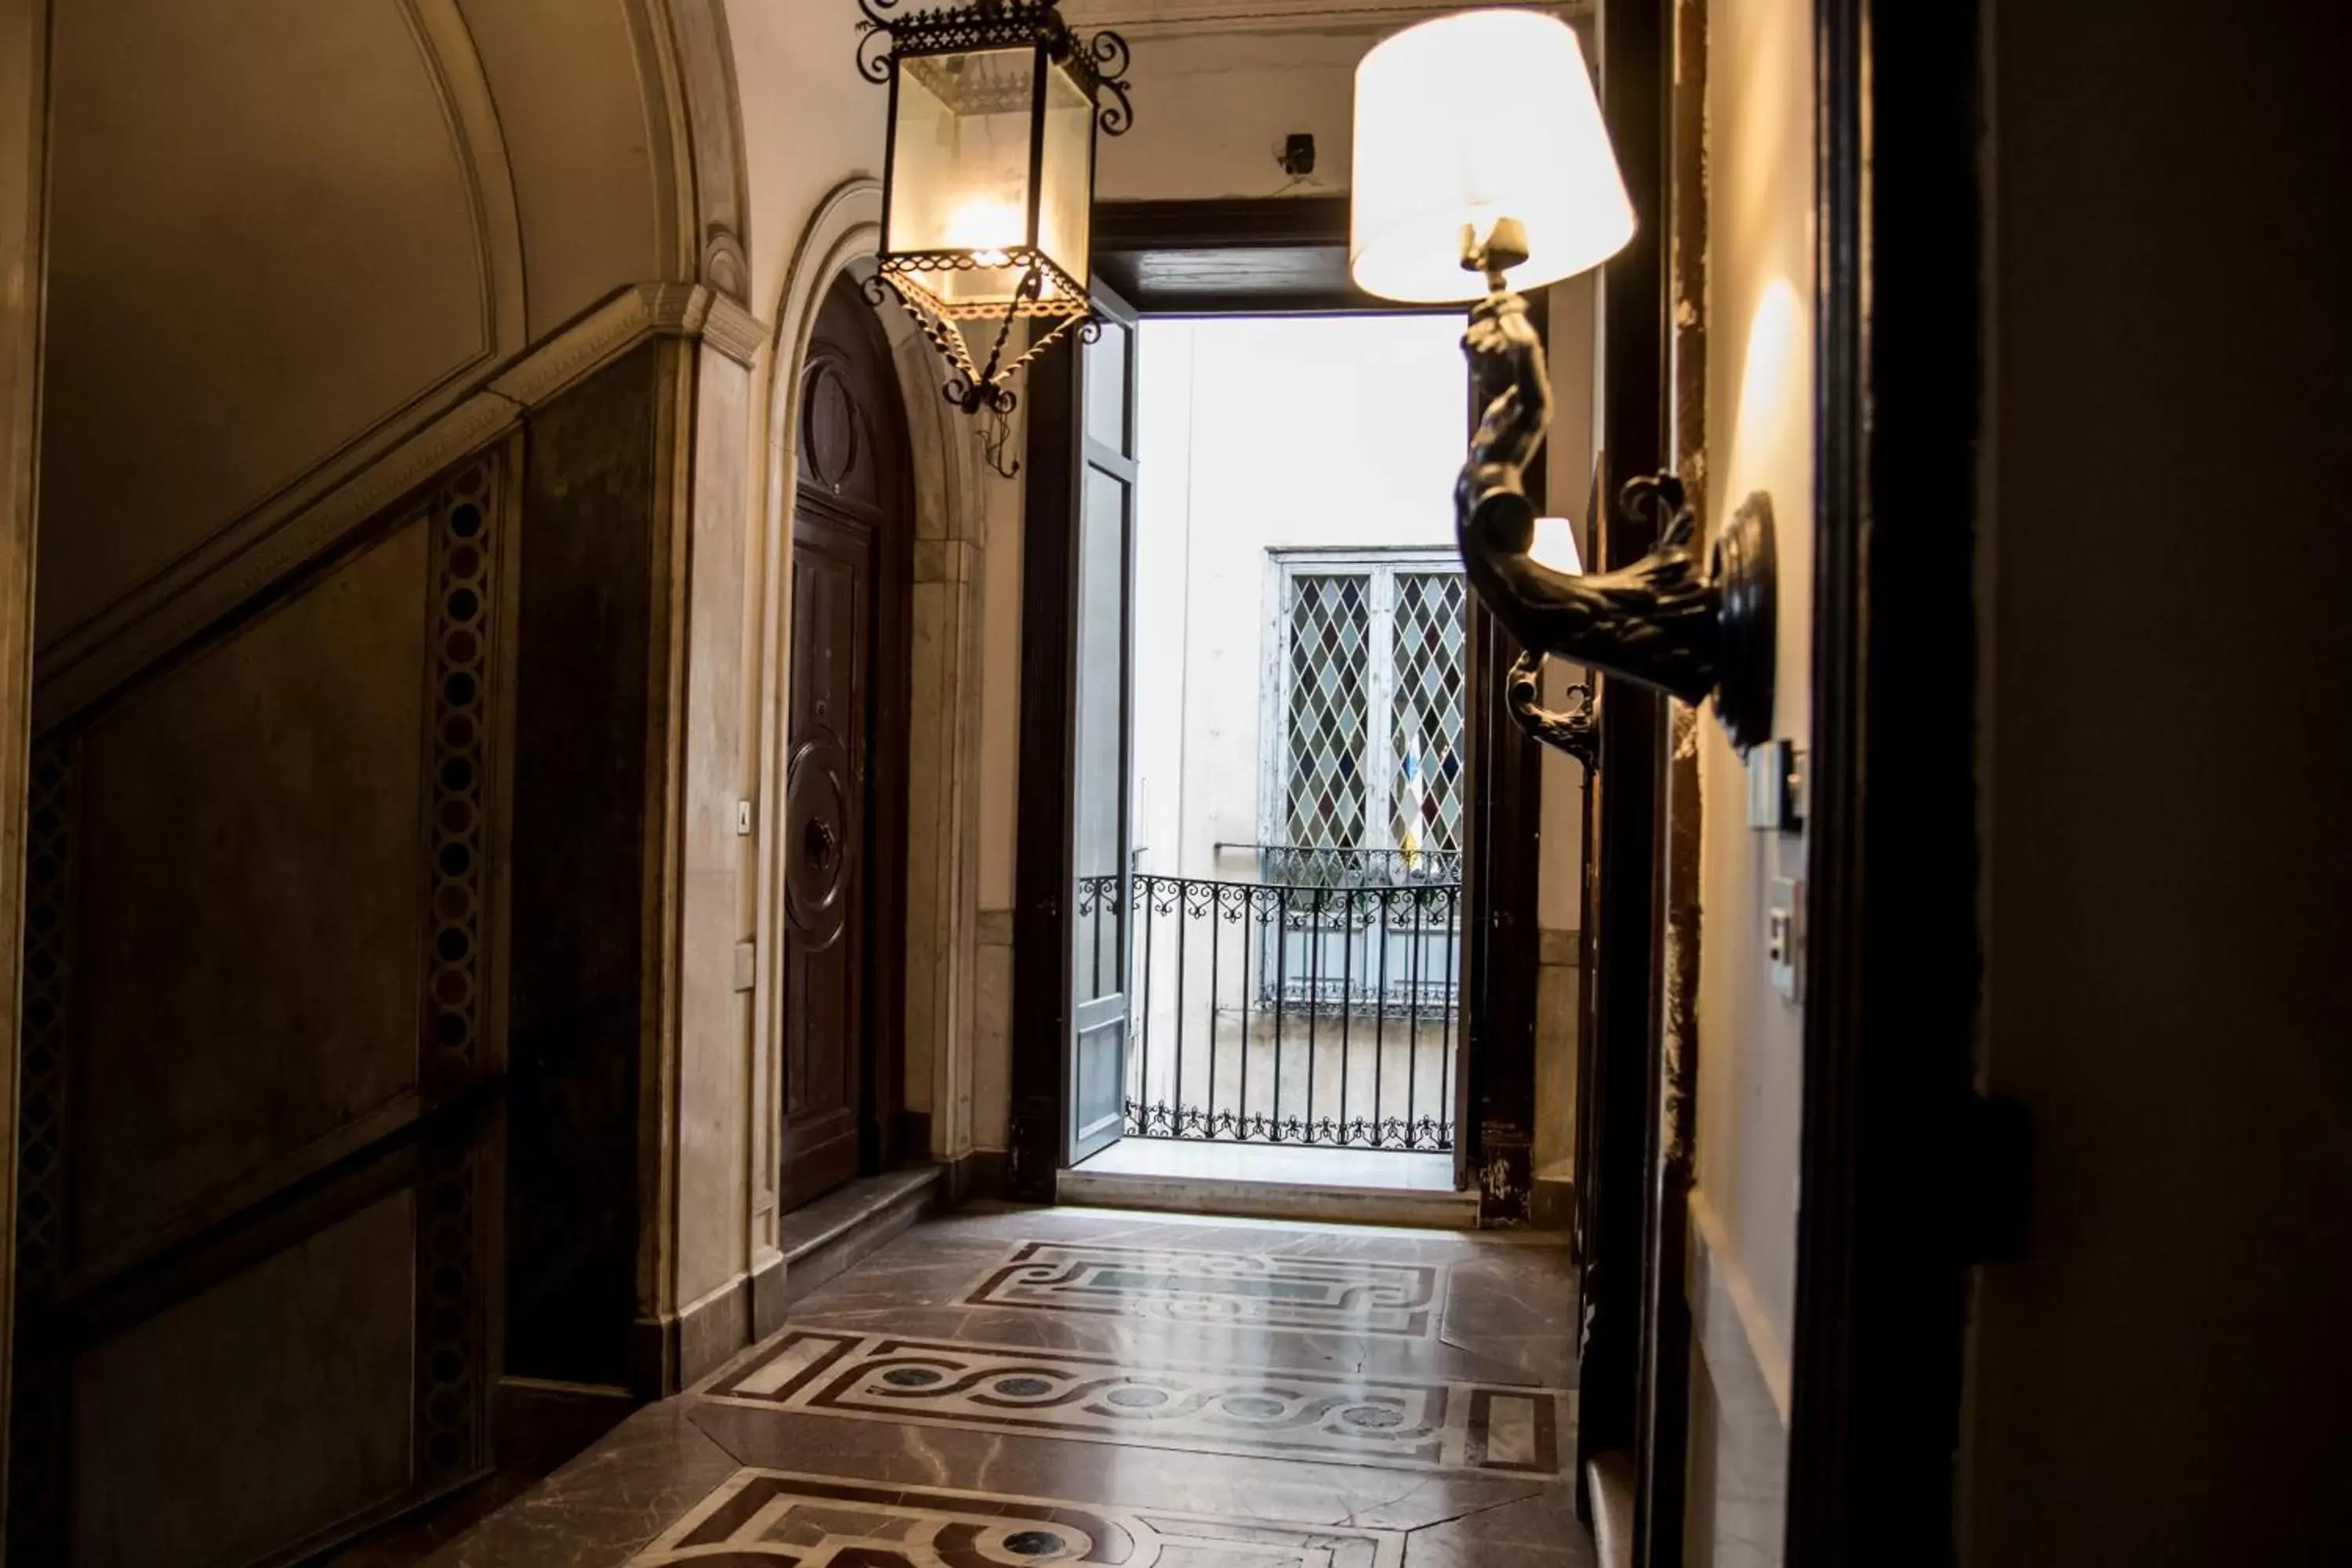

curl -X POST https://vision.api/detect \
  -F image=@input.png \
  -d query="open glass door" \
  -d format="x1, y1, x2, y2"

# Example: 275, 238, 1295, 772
1066, 281, 1139, 1164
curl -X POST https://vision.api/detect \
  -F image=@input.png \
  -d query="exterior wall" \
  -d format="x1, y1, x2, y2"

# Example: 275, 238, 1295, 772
1962, 3, 2352, 1562
1684, 0, 1812, 1558
1131, 314, 1467, 884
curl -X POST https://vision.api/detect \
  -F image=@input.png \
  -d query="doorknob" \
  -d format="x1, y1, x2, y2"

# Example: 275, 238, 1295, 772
804, 816, 841, 869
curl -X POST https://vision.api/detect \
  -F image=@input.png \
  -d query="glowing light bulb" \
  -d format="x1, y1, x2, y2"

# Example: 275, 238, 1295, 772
949, 197, 1024, 267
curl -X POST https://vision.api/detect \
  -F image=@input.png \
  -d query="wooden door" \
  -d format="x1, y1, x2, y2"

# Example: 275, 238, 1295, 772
779, 274, 911, 1214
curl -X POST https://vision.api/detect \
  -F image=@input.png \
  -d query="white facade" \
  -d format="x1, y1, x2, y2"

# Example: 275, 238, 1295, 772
1131, 314, 1470, 884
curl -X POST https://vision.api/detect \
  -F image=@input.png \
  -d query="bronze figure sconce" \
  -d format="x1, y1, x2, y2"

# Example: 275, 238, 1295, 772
1454, 221, 1777, 764
1346, 9, 1775, 766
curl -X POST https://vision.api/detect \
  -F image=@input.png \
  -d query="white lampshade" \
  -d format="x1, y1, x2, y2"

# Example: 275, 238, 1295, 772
1350, 9, 1635, 303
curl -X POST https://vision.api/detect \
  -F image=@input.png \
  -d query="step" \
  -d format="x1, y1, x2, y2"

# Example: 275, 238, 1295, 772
759, 1164, 943, 1334
1056, 1164, 1481, 1229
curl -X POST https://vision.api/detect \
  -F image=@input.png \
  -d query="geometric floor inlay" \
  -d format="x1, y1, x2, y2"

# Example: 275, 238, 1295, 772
706, 1330, 1566, 1476
626, 1470, 1407, 1564
958, 1243, 1443, 1338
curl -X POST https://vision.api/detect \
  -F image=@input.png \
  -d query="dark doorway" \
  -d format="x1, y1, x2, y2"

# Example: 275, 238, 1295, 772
778, 272, 913, 1214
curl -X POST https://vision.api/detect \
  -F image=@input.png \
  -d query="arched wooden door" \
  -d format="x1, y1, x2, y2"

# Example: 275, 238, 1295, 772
779, 273, 912, 1212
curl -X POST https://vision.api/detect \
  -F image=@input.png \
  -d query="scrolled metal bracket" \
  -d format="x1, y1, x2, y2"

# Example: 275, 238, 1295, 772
1455, 267, 1777, 757
1505, 649, 1599, 770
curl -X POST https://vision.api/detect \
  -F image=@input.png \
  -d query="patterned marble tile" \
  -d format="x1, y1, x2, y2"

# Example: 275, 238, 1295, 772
960, 1240, 1443, 1337
704, 1329, 1567, 1477
627, 1470, 1405, 1564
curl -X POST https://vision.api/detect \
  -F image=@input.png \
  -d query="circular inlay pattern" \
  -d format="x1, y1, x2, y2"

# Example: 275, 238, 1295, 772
1341, 1404, 1403, 1428
882, 1367, 942, 1388
1221, 1394, 1286, 1420
1105, 1386, 1170, 1410
993, 1376, 1055, 1398
1004, 1531, 1066, 1557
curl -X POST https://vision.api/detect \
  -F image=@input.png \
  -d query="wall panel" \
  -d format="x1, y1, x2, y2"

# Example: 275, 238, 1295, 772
9, 452, 512, 1564
70, 524, 430, 1277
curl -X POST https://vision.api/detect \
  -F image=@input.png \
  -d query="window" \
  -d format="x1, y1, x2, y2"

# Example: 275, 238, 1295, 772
1263, 550, 1468, 868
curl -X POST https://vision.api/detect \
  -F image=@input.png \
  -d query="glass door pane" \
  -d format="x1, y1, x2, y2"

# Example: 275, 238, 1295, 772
1068, 296, 1137, 1163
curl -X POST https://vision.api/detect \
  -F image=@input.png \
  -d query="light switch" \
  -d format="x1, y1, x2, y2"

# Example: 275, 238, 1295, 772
733, 940, 757, 993
1767, 875, 1802, 1004
735, 799, 754, 836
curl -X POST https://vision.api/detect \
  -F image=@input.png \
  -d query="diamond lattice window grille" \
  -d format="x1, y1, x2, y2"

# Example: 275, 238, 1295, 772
1391, 572, 1468, 854
1282, 573, 1372, 851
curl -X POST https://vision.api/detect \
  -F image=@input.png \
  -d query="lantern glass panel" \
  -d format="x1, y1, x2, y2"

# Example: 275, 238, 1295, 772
887, 45, 1041, 312
1034, 57, 1095, 304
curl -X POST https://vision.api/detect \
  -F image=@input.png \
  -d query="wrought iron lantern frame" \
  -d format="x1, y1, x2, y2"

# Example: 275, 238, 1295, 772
856, 0, 1133, 457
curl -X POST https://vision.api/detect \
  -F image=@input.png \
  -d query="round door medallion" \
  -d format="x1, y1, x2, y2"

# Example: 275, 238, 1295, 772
801, 360, 862, 496
784, 735, 855, 948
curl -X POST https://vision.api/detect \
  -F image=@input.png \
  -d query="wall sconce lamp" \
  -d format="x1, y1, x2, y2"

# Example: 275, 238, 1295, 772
1349, 7, 1777, 762
856, 0, 1133, 476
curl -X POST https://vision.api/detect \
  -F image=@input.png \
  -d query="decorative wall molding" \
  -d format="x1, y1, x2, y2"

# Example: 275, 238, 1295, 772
643, 0, 754, 301
1061, 0, 1584, 38
34, 281, 766, 731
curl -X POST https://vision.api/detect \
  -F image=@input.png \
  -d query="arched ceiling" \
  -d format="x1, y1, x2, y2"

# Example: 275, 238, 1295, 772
35, 0, 703, 655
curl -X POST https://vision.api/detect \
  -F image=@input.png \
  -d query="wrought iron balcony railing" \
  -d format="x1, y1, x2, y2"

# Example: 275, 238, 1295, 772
1077, 872, 1462, 1152
1211, 841, 1465, 888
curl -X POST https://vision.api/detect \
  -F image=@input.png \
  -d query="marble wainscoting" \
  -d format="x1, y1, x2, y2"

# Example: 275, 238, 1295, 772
430, 1205, 1592, 1567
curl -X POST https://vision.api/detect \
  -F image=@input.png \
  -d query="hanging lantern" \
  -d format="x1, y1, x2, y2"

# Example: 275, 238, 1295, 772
856, 0, 1133, 443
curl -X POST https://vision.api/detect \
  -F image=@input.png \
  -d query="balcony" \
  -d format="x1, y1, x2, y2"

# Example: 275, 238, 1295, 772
1080, 853, 1463, 1153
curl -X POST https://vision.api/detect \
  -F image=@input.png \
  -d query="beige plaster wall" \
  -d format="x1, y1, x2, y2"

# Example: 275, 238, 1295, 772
1685, 0, 1812, 1558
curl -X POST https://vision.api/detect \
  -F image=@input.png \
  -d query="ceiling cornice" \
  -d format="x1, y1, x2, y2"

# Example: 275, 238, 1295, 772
1057, 0, 1587, 42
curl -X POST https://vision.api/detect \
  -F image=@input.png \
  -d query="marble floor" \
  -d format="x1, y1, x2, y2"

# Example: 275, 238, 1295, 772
430, 1203, 1590, 1567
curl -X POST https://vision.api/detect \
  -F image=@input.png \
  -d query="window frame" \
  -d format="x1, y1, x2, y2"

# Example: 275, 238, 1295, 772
1258, 545, 1465, 860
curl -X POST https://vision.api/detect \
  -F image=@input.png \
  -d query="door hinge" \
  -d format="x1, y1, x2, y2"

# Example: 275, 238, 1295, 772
1959, 1093, 2032, 1262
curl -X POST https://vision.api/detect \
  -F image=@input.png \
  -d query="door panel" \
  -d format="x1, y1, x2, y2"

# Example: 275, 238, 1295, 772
777, 273, 913, 1211
779, 509, 869, 1211
1068, 297, 1138, 1164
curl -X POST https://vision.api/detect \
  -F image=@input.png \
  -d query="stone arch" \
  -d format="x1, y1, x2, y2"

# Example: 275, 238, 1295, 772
753, 177, 990, 1247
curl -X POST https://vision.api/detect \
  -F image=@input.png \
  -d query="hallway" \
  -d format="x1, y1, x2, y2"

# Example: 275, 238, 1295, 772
431, 1206, 1586, 1566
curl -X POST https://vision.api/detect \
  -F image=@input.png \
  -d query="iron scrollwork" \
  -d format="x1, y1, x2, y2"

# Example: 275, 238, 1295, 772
1456, 266, 1777, 758
855, 0, 1134, 478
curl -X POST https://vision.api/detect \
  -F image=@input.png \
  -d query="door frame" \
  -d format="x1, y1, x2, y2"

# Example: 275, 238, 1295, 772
1577, 0, 1671, 1524
1782, 0, 1983, 1558
1007, 198, 1548, 1204
1008, 278, 1134, 1193
0, 0, 53, 1526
